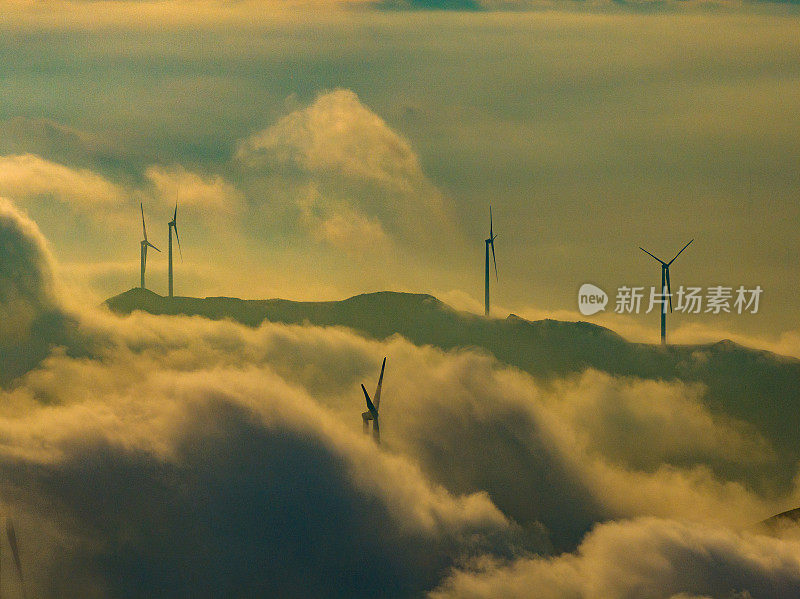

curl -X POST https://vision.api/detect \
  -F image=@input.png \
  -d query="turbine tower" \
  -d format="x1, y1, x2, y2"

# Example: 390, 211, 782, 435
361, 357, 386, 444
167, 202, 182, 299
485, 206, 498, 316
639, 239, 693, 345
139, 204, 160, 290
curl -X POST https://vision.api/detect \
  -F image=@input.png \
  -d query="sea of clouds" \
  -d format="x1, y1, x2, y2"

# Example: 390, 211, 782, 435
2, 197, 800, 598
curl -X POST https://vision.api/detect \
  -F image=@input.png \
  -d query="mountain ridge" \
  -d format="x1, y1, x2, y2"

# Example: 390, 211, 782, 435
104, 287, 794, 364
107, 287, 800, 521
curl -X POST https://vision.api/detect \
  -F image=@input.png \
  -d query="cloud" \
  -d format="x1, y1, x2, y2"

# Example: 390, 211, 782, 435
1, 0, 796, 30
0, 285, 794, 595
430, 517, 800, 599
0, 328, 530, 597
0, 1, 370, 30
0, 198, 77, 384
3, 297, 793, 595
0, 154, 127, 209
296, 183, 392, 253
543, 371, 772, 473
376, 0, 483, 10
0, 117, 114, 170
352, 345, 780, 549
0, 198, 56, 338
507, 302, 800, 360
145, 164, 243, 212
238, 89, 424, 191
236, 89, 457, 252
93, 302, 786, 537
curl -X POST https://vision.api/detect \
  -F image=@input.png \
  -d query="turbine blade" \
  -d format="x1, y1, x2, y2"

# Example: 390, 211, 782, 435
173, 202, 178, 222
666, 267, 673, 313
361, 384, 377, 415
174, 226, 182, 260
489, 205, 493, 239
373, 357, 386, 410
141, 203, 147, 240
147, 241, 161, 252
490, 240, 498, 281
639, 246, 666, 265
6, 518, 24, 597
667, 239, 694, 266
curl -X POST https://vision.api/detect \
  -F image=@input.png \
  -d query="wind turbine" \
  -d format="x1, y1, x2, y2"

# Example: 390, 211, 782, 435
361, 357, 386, 444
639, 239, 693, 345
139, 204, 160, 290
485, 206, 498, 316
167, 200, 182, 299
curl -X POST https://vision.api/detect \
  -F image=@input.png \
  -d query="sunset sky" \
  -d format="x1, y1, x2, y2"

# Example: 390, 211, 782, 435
1, 1, 798, 352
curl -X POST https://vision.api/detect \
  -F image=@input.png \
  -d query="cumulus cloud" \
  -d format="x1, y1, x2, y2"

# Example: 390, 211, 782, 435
0, 154, 127, 209
544, 372, 772, 473
0, 92, 460, 292
237, 89, 457, 252
0, 153, 242, 229
238, 89, 424, 190
344, 345, 782, 549
0, 326, 531, 597
2, 301, 788, 595
430, 518, 800, 599
0, 198, 77, 384
296, 183, 392, 253
0, 199, 57, 331
0, 210, 528, 595
145, 164, 243, 212
84, 305, 789, 540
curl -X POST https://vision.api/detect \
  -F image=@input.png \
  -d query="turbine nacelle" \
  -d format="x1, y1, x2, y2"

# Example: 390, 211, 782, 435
639, 239, 693, 344
639, 239, 693, 314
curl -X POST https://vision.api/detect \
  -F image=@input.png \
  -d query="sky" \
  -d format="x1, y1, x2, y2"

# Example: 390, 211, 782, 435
1, 2, 799, 351
2, 4, 800, 596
